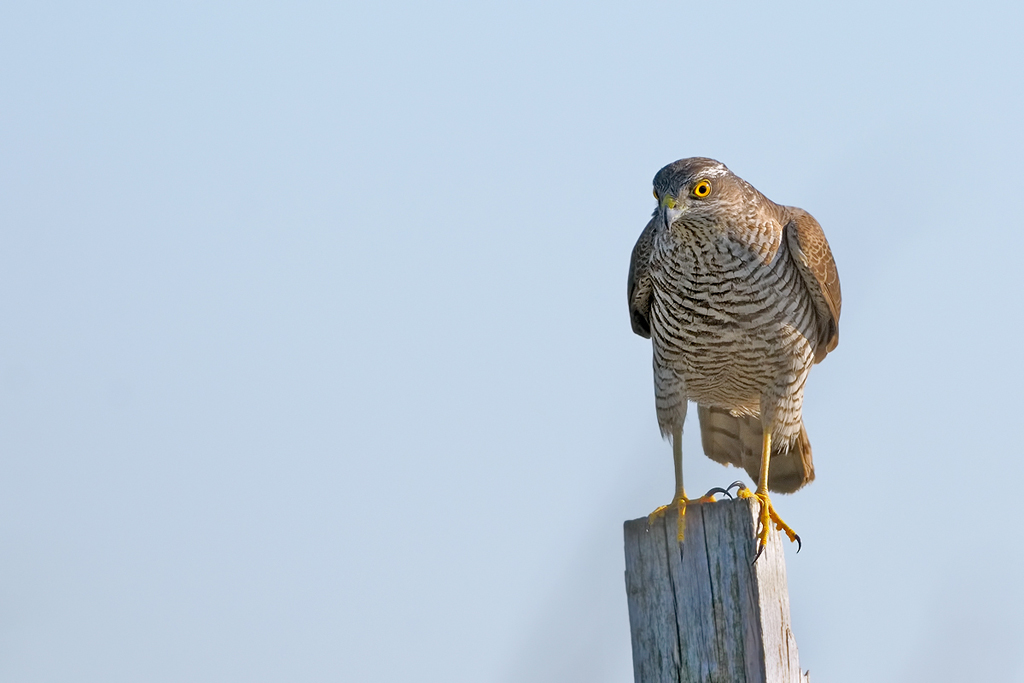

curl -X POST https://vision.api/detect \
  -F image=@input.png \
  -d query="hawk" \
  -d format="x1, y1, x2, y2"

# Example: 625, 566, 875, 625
628, 158, 841, 554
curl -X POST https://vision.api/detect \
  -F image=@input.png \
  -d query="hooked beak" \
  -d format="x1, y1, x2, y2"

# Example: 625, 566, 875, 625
660, 194, 684, 228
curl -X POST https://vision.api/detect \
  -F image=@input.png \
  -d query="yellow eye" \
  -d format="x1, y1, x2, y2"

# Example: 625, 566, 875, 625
692, 179, 712, 198
653, 188, 658, 200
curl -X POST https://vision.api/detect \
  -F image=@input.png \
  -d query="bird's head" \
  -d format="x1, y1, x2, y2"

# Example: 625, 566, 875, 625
652, 157, 747, 231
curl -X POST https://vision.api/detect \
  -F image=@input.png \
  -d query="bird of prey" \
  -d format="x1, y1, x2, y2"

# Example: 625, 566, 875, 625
627, 158, 841, 554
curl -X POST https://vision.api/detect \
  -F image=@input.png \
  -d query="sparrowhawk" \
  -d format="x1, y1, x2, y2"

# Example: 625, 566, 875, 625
627, 157, 841, 555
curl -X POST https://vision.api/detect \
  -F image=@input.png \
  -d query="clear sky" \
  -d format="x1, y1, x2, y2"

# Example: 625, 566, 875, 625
2, 1, 1023, 681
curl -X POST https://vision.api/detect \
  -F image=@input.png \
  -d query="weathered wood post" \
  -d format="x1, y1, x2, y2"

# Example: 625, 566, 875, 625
623, 497, 810, 683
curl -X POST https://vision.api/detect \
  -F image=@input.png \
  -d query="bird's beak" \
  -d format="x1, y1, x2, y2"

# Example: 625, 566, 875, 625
660, 194, 684, 228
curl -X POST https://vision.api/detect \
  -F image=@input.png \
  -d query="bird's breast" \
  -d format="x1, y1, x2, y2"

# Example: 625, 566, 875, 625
649, 227, 816, 406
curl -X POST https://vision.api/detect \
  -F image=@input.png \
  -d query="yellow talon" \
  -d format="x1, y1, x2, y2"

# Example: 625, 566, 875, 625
650, 426, 724, 542
741, 429, 803, 558
647, 492, 721, 542
738, 486, 800, 551
648, 497, 688, 541
647, 503, 671, 521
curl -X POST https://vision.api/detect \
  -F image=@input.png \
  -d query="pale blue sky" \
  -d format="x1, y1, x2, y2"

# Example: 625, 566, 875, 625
2, 1, 1023, 681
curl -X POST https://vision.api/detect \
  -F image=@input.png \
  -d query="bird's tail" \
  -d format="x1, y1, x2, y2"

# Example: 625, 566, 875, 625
697, 405, 815, 494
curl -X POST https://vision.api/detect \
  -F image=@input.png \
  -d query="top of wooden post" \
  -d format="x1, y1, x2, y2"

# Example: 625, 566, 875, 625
623, 497, 808, 683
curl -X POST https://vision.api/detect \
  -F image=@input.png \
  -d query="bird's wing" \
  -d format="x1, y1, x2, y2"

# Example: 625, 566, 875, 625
627, 215, 657, 338
782, 207, 842, 363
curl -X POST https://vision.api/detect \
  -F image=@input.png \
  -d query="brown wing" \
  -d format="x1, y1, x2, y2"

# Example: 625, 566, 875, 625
782, 207, 842, 363
627, 214, 657, 339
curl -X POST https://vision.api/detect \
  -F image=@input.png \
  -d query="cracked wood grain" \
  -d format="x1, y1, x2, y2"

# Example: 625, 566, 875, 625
624, 497, 809, 683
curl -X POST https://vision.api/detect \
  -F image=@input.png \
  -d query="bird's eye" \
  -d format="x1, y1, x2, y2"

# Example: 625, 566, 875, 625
653, 188, 658, 200
692, 179, 712, 198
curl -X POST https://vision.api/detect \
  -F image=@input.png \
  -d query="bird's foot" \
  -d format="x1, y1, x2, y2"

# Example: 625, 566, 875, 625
648, 488, 730, 542
735, 485, 801, 561
647, 497, 688, 541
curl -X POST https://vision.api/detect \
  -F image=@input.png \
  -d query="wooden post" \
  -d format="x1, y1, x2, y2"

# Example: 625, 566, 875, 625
623, 497, 810, 683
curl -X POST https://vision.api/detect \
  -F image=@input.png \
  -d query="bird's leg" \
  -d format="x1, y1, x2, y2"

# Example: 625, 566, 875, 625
671, 424, 685, 504
648, 426, 721, 541
648, 426, 689, 540
737, 430, 801, 560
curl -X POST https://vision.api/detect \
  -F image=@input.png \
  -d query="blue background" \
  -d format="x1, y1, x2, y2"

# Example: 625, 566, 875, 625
2, 2, 1022, 681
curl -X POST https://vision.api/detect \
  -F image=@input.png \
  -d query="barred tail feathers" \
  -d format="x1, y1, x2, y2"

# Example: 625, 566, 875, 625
697, 405, 815, 494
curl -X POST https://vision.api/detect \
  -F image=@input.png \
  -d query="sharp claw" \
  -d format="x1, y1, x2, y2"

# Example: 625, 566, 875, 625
794, 534, 802, 553
725, 480, 748, 494
752, 543, 766, 564
702, 486, 733, 500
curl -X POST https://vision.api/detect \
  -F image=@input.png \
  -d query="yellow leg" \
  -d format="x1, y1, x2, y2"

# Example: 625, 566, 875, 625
736, 430, 800, 557
648, 426, 720, 541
